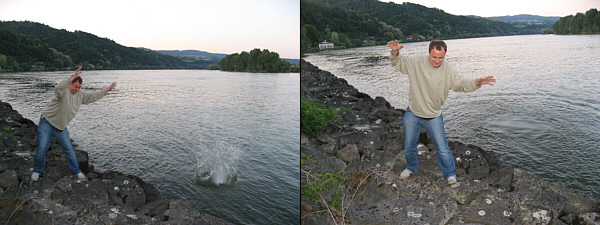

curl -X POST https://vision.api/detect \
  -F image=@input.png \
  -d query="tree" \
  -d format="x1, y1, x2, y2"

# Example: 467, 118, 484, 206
219, 49, 296, 73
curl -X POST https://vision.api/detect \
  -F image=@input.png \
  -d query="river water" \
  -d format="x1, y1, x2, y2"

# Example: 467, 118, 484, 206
0, 70, 299, 224
304, 34, 600, 199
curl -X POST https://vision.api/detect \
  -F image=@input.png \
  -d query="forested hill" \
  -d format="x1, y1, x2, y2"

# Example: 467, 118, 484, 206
301, 0, 551, 54
0, 21, 219, 72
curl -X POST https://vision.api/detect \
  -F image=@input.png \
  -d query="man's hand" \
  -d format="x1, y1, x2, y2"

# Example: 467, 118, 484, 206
387, 40, 404, 56
104, 82, 117, 93
69, 65, 83, 82
476, 76, 496, 86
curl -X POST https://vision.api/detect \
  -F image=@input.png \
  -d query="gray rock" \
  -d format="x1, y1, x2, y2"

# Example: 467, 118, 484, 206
350, 193, 457, 225
361, 182, 387, 204
107, 175, 147, 209
452, 143, 490, 180
443, 179, 489, 205
462, 193, 519, 225
483, 167, 514, 187
531, 189, 566, 217
548, 182, 598, 216
579, 212, 600, 225
337, 144, 359, 163
0, 170, 18, 190
138, 198, 170, 217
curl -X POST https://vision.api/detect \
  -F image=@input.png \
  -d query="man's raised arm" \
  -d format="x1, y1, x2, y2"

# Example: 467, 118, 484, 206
387, 40, 404, 56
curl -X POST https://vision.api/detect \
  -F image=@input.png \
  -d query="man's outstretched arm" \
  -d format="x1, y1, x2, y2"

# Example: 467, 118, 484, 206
476, 76, 496, 86
387, 40, 404, 56
104, 82, 117, 93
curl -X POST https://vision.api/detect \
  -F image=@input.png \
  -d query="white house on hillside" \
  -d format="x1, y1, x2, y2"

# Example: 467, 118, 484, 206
319, 41, 334, 50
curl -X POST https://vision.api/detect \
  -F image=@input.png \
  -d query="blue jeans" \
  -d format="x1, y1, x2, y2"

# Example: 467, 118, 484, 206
33, 116, 81, 175
403, 108, 456, 179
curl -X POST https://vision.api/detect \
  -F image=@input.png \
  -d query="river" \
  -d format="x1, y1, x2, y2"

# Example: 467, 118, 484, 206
0, 70, 299, 224
304, 34, 600, 199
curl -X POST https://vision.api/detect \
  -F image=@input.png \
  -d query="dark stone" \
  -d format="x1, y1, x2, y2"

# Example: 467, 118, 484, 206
0, 170, 18, 190
107, 175, 147, 209
138, 198, 170, 217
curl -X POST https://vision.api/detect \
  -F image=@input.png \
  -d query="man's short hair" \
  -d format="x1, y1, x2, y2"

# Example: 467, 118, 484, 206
72, 77, 83, 84
429, 40, 447, 53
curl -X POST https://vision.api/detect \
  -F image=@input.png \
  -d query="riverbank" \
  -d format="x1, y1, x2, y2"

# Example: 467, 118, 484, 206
300, 59, 599, 224
0, 100, 233, 224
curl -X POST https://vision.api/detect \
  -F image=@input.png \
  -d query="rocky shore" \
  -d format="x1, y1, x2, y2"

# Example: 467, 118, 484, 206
300, 59, 600, 225
0, 101, 233, 224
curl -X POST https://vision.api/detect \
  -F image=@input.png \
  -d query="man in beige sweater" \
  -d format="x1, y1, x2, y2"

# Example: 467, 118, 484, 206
388, 40, 495, 184
32, 66, 116, 181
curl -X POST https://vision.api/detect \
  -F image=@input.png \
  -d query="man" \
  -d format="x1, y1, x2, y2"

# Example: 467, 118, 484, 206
31, 66, 116, 181
387, 40, 495, 184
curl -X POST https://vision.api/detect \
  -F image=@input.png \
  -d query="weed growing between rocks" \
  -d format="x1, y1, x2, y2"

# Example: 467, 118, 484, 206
301, 155, 378, 225
0, 126, 16, 151
300, 98, 337, 136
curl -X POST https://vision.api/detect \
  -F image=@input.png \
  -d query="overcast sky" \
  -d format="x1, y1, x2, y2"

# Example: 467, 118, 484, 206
0, 0, 300, 59
390, 0, 598, 17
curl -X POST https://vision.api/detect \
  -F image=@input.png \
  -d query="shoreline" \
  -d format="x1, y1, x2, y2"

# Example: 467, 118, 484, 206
0, 100, 234, 224
300, 59, 599, 224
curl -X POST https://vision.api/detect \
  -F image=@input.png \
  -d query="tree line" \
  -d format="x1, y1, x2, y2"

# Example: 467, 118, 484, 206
0, 21, 218, 72
301, 0, 552, 55
553, 8, 600, 34
219, 48, 299, 73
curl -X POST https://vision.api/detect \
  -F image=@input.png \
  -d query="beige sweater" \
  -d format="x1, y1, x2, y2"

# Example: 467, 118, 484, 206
390, 54, 480, 118
41, 78, 106, 130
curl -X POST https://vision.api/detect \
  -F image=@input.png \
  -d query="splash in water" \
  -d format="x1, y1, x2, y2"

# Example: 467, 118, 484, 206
194, 139, 241, 186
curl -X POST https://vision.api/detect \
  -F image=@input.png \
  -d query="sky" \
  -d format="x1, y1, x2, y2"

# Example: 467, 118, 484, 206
0, 0, 300, 59
389, 0, 598, 17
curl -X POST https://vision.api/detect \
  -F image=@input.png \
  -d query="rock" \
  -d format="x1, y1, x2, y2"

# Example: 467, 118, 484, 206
107, 174, 147, 209
0, 170, 18, 190
531, 189, 567, 217
138, 198, 170, 217
337, 144, 359, 163
548, 182, 598, 216
451, 142, 490, 180
462, 193, 520, 224
579, 212, 600, 225
350, 193, 457, 225
483, 167, 514, 187
443, 179, 489, 205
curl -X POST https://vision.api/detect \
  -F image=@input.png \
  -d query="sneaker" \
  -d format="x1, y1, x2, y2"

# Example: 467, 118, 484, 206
400, 168, 413, 179
447, 176, 457, 184
31, 172, 40, 182
76, 172, 86, 181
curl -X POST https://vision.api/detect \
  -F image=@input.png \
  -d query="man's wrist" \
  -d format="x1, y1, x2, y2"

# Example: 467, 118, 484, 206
391, 50, 399, 56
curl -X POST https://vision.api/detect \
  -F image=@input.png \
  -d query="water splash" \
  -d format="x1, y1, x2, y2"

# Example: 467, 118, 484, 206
194, 139, 241, 186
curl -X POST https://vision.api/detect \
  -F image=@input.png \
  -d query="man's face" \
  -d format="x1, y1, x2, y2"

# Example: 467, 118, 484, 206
428, 48, 446, 68
68, 81, 82, 94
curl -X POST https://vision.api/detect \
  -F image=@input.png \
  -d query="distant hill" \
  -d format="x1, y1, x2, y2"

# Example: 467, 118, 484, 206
487, 14, 560, 22
155, 50, 227, 60
156, 50, 299, 65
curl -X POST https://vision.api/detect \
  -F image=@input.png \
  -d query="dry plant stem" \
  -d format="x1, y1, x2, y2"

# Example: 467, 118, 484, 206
303, 169, 338, 225
342, 171, 375, 224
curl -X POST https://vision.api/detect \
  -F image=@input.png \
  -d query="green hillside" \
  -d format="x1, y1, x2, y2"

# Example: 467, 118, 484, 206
301, 0, 552, 54
0, 21, 218, 72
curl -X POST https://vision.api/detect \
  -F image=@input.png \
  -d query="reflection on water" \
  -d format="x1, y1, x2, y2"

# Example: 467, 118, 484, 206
484, 113, 554, 139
